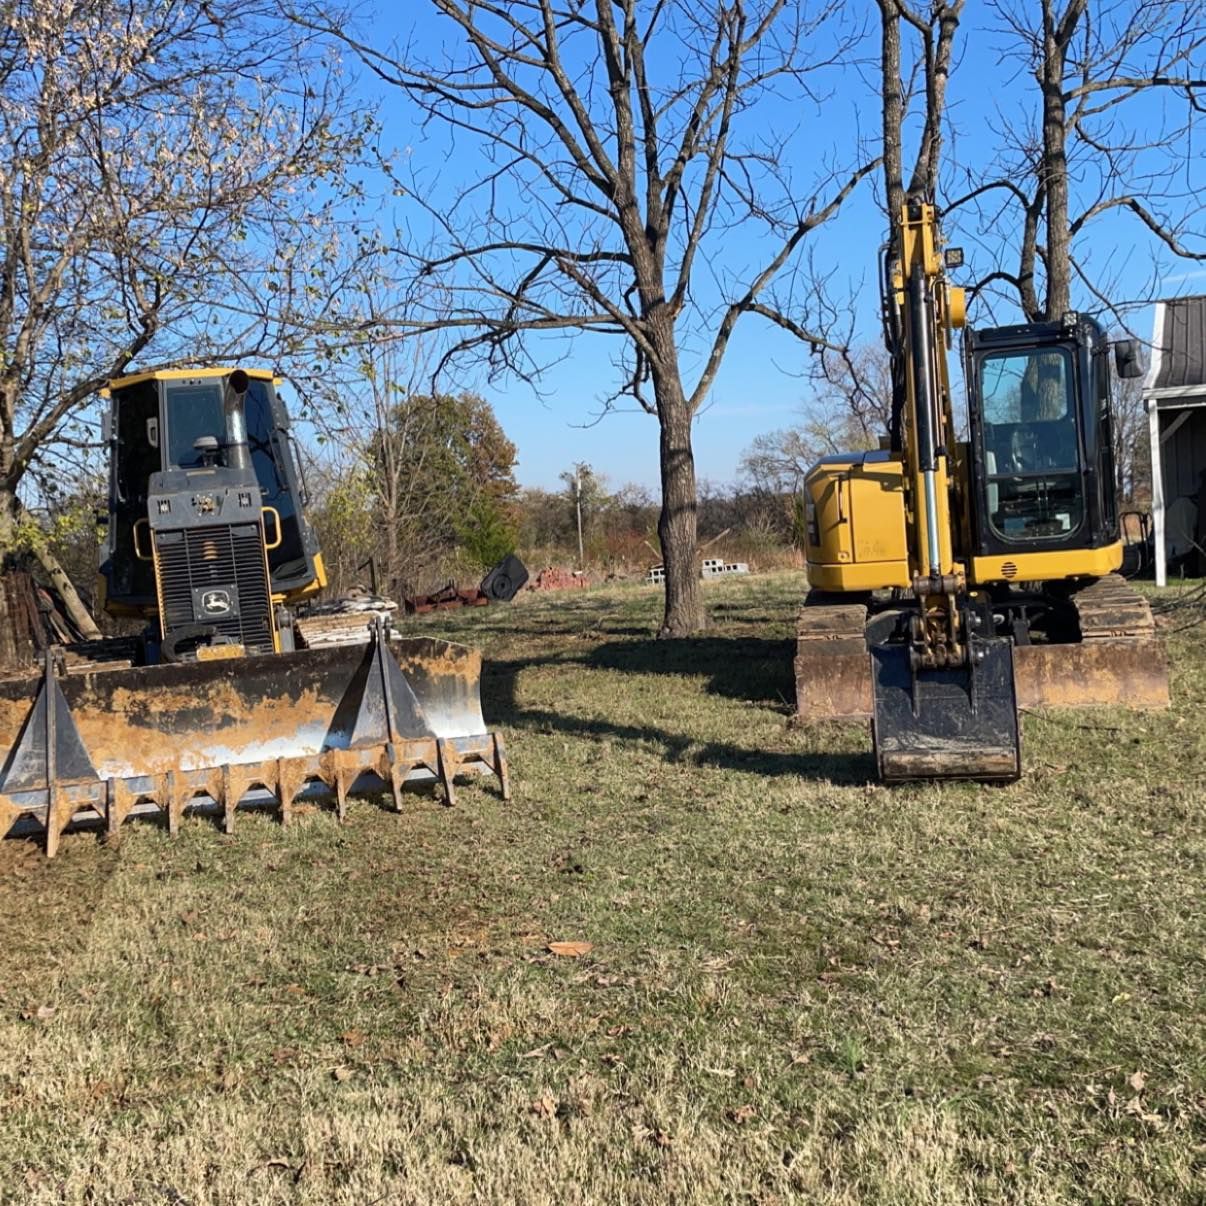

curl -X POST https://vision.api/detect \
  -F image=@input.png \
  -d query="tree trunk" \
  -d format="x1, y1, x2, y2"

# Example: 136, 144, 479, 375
29, 540, 102, 639
654, 377, 703, 637
1040, 8, 1073, 320
879, 2, 905, 226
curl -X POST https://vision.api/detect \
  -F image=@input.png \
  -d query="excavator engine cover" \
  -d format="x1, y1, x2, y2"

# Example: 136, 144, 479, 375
871, 634, 1021, 783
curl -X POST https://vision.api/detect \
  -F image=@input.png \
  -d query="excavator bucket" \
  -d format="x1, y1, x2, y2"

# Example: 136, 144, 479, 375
0, 620, 509, 856
871, 636, 1022, 783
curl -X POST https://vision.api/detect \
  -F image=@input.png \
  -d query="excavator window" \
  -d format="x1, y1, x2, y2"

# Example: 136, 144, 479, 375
978, 347, 1084, 541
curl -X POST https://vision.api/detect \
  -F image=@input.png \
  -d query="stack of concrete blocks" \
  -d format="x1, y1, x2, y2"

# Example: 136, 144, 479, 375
646, 560, 750, 585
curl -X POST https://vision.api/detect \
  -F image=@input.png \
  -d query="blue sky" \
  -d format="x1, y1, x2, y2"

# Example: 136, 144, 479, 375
345, 3, 1205, 493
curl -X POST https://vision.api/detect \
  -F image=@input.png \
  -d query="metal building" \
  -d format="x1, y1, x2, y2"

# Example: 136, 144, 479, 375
1144, 295, 1206, 585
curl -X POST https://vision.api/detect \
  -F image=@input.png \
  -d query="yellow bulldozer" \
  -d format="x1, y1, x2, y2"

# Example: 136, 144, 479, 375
0, 368, 509, 855
795, 202, 1168, 781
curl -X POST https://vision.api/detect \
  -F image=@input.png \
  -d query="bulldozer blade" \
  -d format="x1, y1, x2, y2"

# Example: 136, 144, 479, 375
0, 624, 508, 855
871, 638, 1021, 783
1012, 639, 1169, 711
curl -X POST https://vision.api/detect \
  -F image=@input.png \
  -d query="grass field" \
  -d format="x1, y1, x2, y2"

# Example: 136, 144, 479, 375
0, 572, 1202, 1204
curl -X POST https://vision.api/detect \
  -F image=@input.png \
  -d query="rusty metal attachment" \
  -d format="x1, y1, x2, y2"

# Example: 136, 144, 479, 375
0, 619, 509, 857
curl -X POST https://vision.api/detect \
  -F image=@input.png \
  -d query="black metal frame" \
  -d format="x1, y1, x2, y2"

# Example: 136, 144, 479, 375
963, 314, 1120, 561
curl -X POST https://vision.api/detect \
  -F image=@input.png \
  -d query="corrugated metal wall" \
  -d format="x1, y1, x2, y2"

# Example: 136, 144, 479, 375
1156, 296, 1206, 390
1159, 406, 1206, 499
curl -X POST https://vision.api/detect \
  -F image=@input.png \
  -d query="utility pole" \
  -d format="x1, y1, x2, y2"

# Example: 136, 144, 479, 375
574, 466, 584, 566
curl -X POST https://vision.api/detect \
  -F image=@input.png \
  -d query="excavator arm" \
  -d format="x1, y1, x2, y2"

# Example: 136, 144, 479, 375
870, 201, 1022, 781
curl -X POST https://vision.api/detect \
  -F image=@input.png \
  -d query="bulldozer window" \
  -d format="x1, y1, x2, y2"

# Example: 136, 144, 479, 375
979, 348, 1084, 542
165, 383, 225, 468
244, 381, 306, 573
109, 381, 161, 600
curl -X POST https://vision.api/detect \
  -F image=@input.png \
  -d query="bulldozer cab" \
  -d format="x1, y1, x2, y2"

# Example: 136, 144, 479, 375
101, 369, 324, 616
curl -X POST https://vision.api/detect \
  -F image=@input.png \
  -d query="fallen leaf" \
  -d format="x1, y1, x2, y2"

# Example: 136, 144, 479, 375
284, 983, 305, 996
548, 941, 593, 958
1128, 1070, 1147, 1093
530, 1094, 558, 1119
727, 1104, 757, 1124
341, 1029, 366, 1049
332, 1066, 354, 1082
35, 1005, 56, 1021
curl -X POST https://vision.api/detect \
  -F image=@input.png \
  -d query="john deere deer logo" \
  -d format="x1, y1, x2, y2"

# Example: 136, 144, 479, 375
201, 589, 232, 616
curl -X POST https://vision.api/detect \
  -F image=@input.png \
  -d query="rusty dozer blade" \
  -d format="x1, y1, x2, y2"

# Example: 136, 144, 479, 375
0, 619, 509, 856
871, 635, 1021, 784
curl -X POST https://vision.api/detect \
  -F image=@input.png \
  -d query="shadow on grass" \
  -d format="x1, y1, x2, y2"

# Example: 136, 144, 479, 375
481, 653, 873, 786
585, 636, 797, 710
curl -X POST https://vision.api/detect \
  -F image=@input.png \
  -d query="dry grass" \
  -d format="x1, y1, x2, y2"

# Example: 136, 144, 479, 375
0, 573, 1202, 1204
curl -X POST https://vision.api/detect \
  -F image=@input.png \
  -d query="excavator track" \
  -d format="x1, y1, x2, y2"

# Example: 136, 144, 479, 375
1069, 573, 1157, 640
794, 597, 871, 721
795, 574, 1169, 724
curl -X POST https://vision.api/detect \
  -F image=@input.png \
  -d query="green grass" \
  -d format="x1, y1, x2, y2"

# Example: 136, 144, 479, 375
0, 573, 1202, 1203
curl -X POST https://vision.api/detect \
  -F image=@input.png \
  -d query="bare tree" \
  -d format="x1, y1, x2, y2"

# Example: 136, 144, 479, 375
957, 1, 1206, 323
808, 1, 963, 454
0, 0, 375, 629
878, 0, 966, 221
304, 0, 875, 635
741, 343, 891, 493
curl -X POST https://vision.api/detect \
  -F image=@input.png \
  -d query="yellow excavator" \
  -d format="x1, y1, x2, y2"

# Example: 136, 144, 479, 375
0, 367, 509, 855
795, 201, 1168, 781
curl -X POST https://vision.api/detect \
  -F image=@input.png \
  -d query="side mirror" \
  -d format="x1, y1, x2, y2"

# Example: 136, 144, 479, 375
1114, 339, 1143, 380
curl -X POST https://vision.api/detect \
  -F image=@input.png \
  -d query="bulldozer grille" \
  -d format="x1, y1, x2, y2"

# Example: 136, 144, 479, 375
156, 522, 274, 654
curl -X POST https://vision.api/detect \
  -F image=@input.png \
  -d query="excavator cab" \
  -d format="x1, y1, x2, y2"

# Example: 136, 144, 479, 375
965, 315, 1139, 581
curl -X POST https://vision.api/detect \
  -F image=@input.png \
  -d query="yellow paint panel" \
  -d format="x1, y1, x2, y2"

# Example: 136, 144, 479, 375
804, 455, 911, 591
850, 462, 909, 565
970, 541, 1122, 586
108, 366, 276, 390
807, 560, 911, 592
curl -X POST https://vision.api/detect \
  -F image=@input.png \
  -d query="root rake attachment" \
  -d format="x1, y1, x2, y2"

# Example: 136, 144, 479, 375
0, 619, 510, 857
